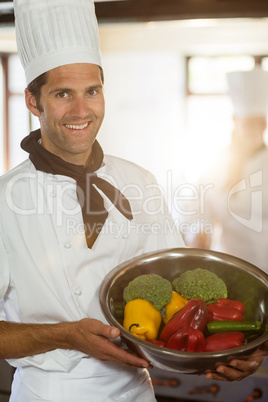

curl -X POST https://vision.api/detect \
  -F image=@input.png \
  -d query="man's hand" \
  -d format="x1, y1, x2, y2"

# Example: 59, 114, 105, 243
205, 341, 268, 382
68, 318, 152, 369
0, 318, 152, 369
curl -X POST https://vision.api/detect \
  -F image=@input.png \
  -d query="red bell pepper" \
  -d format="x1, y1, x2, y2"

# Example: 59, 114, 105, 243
207, 298, 245, 322
166, 328, 205, 352
160, 298, 208, 343
205, 331, 245, 352
146, 339, 166, 347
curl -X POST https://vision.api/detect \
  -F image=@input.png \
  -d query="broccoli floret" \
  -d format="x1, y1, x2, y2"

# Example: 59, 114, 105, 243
123, 274, 172, 311
172, 268, 227, 302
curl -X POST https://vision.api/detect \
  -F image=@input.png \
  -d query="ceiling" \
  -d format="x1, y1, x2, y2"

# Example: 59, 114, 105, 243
0, 0, 268, 25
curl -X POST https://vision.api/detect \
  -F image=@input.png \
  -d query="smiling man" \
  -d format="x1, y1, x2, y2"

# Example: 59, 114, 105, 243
0, 0, 186, 400
25, 63, 105, 165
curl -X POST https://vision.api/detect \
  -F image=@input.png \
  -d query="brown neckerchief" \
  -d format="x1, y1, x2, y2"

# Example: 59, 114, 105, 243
21, 129, 133, 248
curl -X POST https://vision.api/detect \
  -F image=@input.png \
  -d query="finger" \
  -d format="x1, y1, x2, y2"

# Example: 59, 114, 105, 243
206, 365, 245, 382
212, 363, 255, 382
97, 338, 152, 368
110, 345, 152, 368
107, 326, 121, 338
120, 348, 154, 369
205, 372, 231, 382
228, 359, 260, 374
95, 327, 150, 367
79, 319, 151, 368
90, 321, 120, 339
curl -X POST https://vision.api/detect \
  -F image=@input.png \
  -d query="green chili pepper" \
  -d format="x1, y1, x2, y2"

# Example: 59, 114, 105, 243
207, 320, 268, 334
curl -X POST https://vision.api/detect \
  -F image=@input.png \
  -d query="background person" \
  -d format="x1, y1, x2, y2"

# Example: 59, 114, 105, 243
189, 66, 268, 274
0, 1, 267, 400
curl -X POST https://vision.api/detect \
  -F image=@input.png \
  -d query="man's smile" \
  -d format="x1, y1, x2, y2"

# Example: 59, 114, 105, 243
64, 122, 89, 130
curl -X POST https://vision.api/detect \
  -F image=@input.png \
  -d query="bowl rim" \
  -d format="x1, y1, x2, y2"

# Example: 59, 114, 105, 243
99, 247, 268, 359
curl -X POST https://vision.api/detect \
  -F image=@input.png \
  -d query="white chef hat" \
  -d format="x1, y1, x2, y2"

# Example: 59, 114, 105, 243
14, 0, 102, 85
227, 67, 268, 117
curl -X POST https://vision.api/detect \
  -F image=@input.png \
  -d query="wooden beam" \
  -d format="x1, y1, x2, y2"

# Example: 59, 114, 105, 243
94, 0, 268, 22
0, 0, 268, 25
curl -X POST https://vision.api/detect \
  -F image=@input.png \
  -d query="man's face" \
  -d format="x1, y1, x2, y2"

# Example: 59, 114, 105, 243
26, 63, 105, 165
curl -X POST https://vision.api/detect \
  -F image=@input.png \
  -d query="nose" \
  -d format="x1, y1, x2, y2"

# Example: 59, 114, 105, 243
71, 96, 89, 119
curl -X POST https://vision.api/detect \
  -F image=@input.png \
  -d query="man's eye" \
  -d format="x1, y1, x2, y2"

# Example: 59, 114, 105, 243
57, 92, 68, 98
88, 89, 97, 96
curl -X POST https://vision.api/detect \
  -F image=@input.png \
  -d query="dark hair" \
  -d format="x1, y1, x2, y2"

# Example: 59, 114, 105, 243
27, 72, 48, 112
27, 66, 104, 112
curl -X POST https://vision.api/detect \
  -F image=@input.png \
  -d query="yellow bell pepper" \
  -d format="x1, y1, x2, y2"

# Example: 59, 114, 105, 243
123, 299, 162, 340
163, 291, 188, 324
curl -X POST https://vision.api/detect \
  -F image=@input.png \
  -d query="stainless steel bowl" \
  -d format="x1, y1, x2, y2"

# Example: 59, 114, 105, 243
99, 248, 268, 374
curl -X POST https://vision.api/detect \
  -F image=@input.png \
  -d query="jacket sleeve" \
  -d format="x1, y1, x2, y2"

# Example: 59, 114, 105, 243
0, 230, 9, 320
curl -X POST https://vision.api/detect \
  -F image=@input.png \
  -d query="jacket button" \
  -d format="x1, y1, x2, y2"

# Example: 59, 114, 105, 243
122, 233, 128, 239
75, 288, 82, 295
64, 242, 72, 249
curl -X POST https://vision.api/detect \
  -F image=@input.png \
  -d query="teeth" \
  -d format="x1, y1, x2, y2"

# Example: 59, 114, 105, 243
65, 123, 88, 130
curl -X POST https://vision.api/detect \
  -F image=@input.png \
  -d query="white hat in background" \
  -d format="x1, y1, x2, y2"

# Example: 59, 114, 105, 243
14, 0, 102, 85
227, 67, 268, 117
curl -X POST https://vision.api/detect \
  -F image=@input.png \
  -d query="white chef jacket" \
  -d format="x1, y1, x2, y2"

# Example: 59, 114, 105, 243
0, 154, 185, 401
195, 146, 268, 273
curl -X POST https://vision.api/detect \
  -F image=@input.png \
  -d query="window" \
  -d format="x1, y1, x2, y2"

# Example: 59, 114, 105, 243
188, 56, 255, 94
0, 53, 39, 174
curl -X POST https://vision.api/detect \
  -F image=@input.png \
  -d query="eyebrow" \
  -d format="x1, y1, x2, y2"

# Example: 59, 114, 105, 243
48, 84, 103, 95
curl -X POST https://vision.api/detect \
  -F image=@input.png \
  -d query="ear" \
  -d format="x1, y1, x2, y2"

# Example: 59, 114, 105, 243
25, 88, 41, 117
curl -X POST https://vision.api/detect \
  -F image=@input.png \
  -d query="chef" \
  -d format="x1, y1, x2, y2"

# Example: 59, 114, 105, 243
0, 0, 267, 400
191, 66, 268, 274
0, 0, 185, 400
